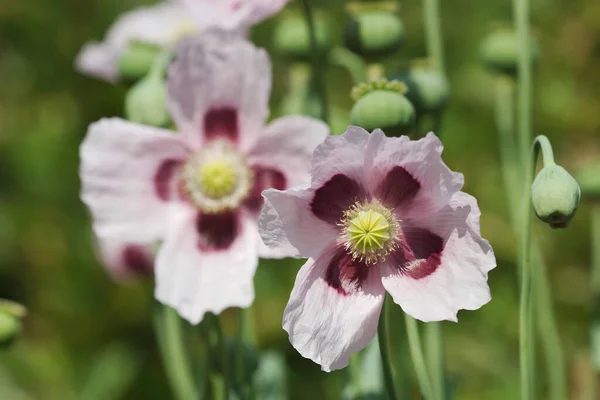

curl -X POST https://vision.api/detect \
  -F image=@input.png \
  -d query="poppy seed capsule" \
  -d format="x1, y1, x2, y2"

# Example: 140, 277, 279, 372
125, 73, 170, 127
273, 14, 332, 60
0, 311, 22, 349
531, 165, 581, 229
118, 42, 161, 81
479, 28, 538, 76
351, 90, 415, 137
344, 11, 404, 58
402, 67, 450, 114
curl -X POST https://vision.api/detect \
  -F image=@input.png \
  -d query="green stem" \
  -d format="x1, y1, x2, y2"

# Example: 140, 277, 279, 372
520, 135, 555, 400
206, 313, 229, 400
589, 205, 600, 400
405, 315, 436, 400
154, 305, 198, 400
513, 0, 533, 166
425, 323, 444, 400
300, 0, 329, 124
378, 296, 398, 400
423, 0, 445, 73
236, 307, 255, 399
328, 47, 366, 84
591, 206, 600, 292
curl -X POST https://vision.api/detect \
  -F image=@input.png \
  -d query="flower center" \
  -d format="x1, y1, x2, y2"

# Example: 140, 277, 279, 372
341, 200, 399, 264
182, 141, 252, 214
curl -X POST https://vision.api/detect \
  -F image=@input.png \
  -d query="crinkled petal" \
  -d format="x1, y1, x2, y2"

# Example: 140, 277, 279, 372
247, 116, 329, 188
167, 30, 271, 150
259, 187, 338, 259
368, 132, 464, 219
80, 118, 188, 243
381, 191, 496, 322
75, 42, 119, 83
96, 237, 154, 280
179, 0, 289, 32
283, 246, 385, 371
155, 206, 258, 324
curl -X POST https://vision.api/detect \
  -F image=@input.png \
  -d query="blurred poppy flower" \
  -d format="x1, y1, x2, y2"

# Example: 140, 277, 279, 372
96, 238, 155, 281
259, 127, 496, 371
79, 30, 329, 323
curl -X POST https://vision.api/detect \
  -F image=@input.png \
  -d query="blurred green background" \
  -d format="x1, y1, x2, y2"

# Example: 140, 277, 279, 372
0, 0, 599, 398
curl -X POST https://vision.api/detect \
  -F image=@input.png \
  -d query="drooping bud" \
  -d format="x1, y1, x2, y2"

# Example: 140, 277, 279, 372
118, 42, 162, 81
350, 79, 415, 137
343, 5, 404, 59
531, 165, 581, 228
479, 28, 539, 76
125, 52, 172, 127
273, 13, 332, 60
0, 300, 26, 349
399, 62, 450, 114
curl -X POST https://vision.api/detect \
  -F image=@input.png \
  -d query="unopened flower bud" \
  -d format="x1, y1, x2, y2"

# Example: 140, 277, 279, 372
479, 28, 538, 76
118, 42, 161, 81
531, 165, 581, 229
273, 14, 332, 60
125, 65, 170, 127
401, 65, 450, 114
350, 79, 415, 137
344, 11, 404, 58
0, 301, 26, 349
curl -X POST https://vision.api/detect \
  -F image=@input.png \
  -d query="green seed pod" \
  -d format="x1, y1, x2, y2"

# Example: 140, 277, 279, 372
531, 165, 581, 229
351, 82, 415, 137
576, 162, 600, 200
118, 42, 162, 81
344, 11, 404, 58
0, 301, 25, 349
400, 66, 450, 114
273, 14, 332, 60
125, 73, 170, 127
479, 28, 538, 76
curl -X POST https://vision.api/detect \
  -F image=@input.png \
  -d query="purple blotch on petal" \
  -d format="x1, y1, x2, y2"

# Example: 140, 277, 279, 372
203, 108, 239, 143
324, 247, 371, 296
375, 166, 421, 209
196, 212, 239, 251
244, 166, 286, 212
122, 245, 154, 276
155, 159, 181, 201
390, 227, 443, 280
311, 174, 367, 225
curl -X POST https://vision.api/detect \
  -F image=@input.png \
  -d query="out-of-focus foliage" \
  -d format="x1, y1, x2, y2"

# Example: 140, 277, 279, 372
0, 0, 599, 398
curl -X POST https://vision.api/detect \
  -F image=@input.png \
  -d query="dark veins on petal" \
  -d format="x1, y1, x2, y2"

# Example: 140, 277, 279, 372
324, 247, 370, 296
311, 174, 367, 225
154, 159, 181, 201
196, 212, 239, 251
204, 108, 238, 143
375, 166, 421, 209
389, 227, 443, 280
244, 166, 286, 212
122, 245, 154, 276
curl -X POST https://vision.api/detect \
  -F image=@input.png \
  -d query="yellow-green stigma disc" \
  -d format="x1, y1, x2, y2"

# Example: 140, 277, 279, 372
346, 210, 391, 256
198, 159, 238, 199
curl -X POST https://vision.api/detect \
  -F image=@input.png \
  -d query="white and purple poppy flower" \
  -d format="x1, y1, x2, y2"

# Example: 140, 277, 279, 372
259, 127, 496, 372
76, 0, 289, 82
96, 238, 155, 281
79, 30, 329, 323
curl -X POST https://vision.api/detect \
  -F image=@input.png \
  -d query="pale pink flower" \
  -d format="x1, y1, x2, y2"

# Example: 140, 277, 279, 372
259, 127, 496, 371
76, 0, 289, 82
79, 31, 329, 323
96, 238, 154, 281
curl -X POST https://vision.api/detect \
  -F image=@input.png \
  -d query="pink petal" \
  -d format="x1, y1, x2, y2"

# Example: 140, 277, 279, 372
246, 116, 329, 188
260, 187, 338, 259
368, 132, 464, 219
75, 42, 119, 83
96, 238, 154, 280
155, 206, 258, 324
80, 118, 189, 243
381, 192, 496, 322
167, 30, 271, 150
283, 246, 385, 372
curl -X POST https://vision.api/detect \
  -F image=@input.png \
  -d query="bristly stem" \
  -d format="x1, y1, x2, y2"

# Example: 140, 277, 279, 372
154, 305, 198, 400
423, 0, 445, 72
300, 0, 329, 124
513, 0, 532, 166
405, 314, 436, 400
378, 296, 398, 400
